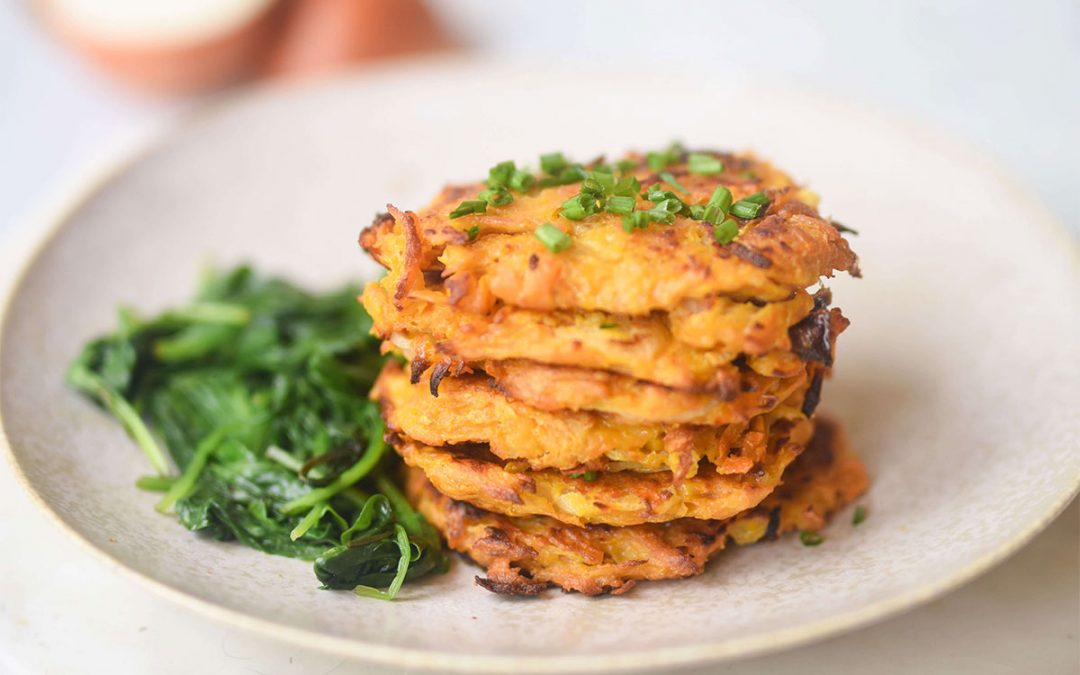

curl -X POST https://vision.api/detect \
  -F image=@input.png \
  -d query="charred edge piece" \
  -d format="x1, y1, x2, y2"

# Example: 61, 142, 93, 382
429, 362, 452, 397
446, 274, 468, 305
803, 416, 837, 467
801, 372, 824, 417
371, 211, 393, 228
409, 357, 430, 385
830, 220, 859, 235
384, 430, 404, 450
789, 309, 834, 366
475, 575, 550, 596
450, 497, 489, 521
392, 207, 422, 309
763, 506, 782, 541
474, 527, 536, 558
422, 268, 445, 287
729, 243, 773, 269
812, 287, 832, 310
433, 225, 468, 246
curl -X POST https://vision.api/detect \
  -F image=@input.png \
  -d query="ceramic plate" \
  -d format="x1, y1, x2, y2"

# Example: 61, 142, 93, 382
2, 61, 1078, 672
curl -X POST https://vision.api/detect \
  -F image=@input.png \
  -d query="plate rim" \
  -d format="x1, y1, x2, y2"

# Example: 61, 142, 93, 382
2, 58, 1078, 673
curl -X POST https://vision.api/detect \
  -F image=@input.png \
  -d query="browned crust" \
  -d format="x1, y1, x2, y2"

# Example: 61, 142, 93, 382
374, 360, 770, 477
358, 153, 859, 316
406, 417, 868, 596
388, 204, 422, 309
481, 358, 819, 426
361, 279, 816, 392
391, 416, 811, 527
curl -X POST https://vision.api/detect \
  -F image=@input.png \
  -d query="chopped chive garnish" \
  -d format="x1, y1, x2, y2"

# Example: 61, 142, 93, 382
534, 222, 572, 253
622, 211, 650, 232
451, 147, 745, 227
800, 531, 825, 547
599, 322, 619, 329
853, 505, 868, 525
560, 203, 588, 221
449, 200, 487, 219
570, 471, 599, 481
583, 171, 616, 195
540, 152, 569, 175
510, 169, 536, 192
537, 165, 587, 188
832, 221, 860, 235
560, 194, 598, 221
713, 219, 739, 244
486, 161, 516, 189
688, 152, 724, 175
659, 171, 689, 194
646, 142, 685, 172
646, 151, 669, 171
646, 200, 681, 224
731, 191, 770, 219
478, 187, 513, 206
613, 175, 640, 197
605, 195, 636, 215
707, 186, 733, 213
730, 202, 764, 219
466, 225, 480, 241
644, 186, 677, 202
702, 204, 724, 225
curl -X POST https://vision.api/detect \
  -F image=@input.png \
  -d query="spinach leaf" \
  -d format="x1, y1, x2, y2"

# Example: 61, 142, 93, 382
67, 265, 448, 599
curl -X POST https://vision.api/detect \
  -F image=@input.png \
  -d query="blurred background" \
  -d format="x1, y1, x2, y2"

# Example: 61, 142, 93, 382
1, 0, 1078, 246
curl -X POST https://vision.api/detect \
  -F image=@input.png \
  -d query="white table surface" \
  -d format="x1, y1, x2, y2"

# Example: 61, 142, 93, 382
1, 1, 1078, 673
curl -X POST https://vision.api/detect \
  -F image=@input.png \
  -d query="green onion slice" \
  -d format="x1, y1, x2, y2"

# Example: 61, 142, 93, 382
659, 171, 689, 194
486, 161, 516, 189
853, 505, 868, 525
707, 186, 733, 213
479, 188, 513, 206
449, 200, 487, 219
713, 219, 740, 244
688, 153, 724, 175
534, 222, 572, 253
509, 170, 535, 192
605, 195, 636, 215
731, 192, 769, 219
540, 152, 569, 175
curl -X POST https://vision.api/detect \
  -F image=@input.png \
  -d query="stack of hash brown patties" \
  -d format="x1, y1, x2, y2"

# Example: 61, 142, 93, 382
360, 149, 867, 595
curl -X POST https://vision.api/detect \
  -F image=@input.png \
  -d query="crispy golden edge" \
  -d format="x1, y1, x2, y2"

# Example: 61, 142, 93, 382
362, 280, 813, 391
392, 415, 811, 527
482, 359, 815, 425
359, 157, 857, 316
374, 360, 770, 479
668, 291, 814, 352
406, 417, 868, 596
468, 305, 845, 422
439, 197, 854, 314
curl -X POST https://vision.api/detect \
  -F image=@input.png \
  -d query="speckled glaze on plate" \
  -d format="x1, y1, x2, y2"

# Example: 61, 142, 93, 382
2, 61, 1078, 672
